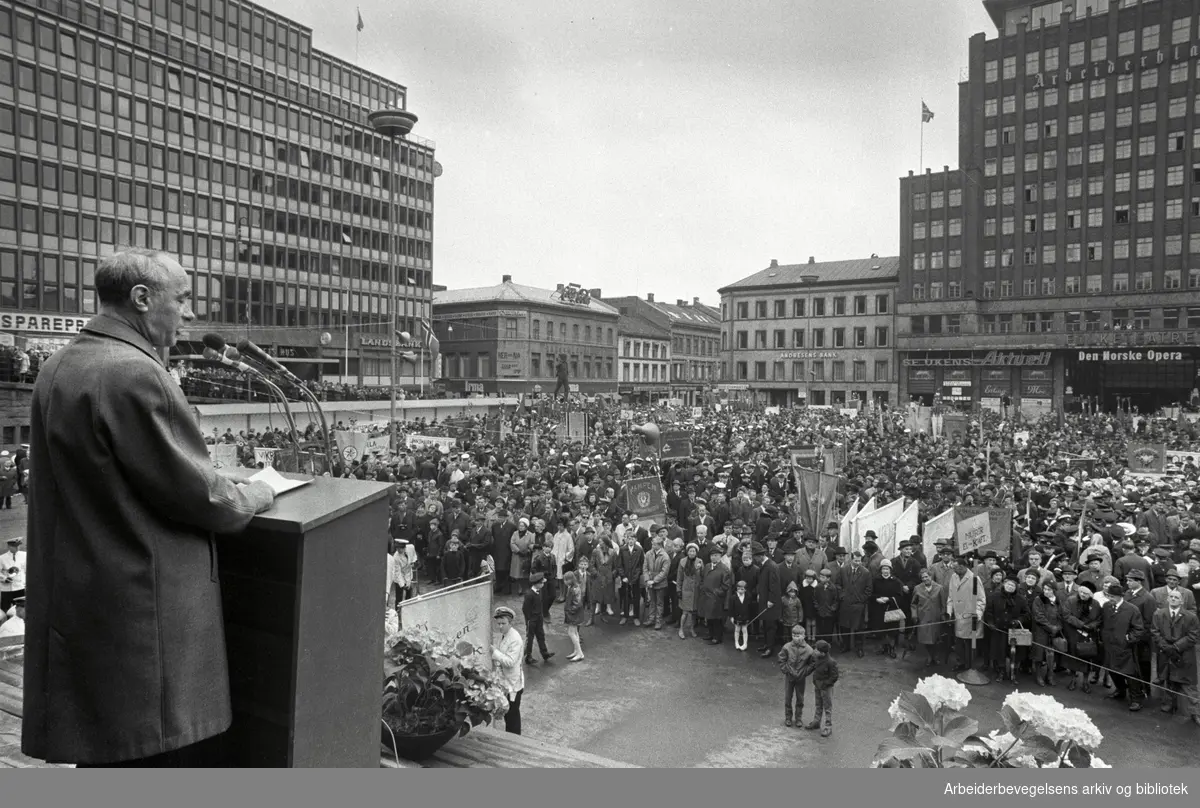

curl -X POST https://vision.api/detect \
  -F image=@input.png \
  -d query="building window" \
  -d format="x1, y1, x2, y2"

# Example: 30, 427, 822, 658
1164, 308, 1180, 329
1000, 279, 1013, 298
875, 326, 889, 347
853, 327, 866, 347
774, 329, 786, 348
792, 328, 805, 348
1189, 268, 1200, 289
832, 328, 845, 348
755, 361, 767, 380
736, 330, 747, 349
833, 296, 846, 316
754, 330, 767, 349
911, 284, 925, 301
736, 361, 748, 380
1135, 270, 1153, 291
1113, 273, 1130, 292
813, 328, 825, 347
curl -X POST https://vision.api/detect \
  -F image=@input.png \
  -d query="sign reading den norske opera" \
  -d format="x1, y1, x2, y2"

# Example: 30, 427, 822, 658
1076, 349, 1190, 362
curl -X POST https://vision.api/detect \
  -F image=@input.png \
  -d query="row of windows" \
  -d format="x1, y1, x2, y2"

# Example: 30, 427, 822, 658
671, 335, 719, 356
730, 326, 890, 350
621, 362, 669, 383
982, 141, 1200, 177
0, 198, 432, 286
910, 189, 963, 210
910, 267, 1200, 300
987, 16, 1195, 84
981, 235, 1200, 266
984, 62, 1200, 118
3, 0, 413, 143
978, 172, 1200, 209
529, 353, 613, 381
622, 339, 667, 358
958, 306, 1200, 334
730, 359, 891, 384
727, 294, 891, 320
986, 201, 1200, 235
0, 246, 426, 332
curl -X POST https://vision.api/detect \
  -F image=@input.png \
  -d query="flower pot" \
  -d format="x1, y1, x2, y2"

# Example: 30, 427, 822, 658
381, 723, 459, 762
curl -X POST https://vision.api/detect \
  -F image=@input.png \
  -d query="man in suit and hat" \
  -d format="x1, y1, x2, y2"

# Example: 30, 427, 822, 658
1114, 540, 1153, 583
946, 554, 986, 672
1151, 567, 1197, 613
1101, 582, 1146, 711
1124, 568, 1158, 696
754, 541, 784, 657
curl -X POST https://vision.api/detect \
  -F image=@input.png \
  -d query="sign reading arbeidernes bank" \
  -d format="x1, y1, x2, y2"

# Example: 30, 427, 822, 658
0, 311, 90, 334
1030, 44, 1200, 88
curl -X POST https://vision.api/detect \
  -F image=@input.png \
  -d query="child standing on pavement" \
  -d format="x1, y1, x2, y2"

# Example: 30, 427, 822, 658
778, 623, 815, 727
781, 581, 803, 640
804, 640, 840, 737
731, 579, 753, 651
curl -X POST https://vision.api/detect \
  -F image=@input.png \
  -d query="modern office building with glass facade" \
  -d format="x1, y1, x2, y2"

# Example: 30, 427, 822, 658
0, 0, 436, 385
899, 0, 1200, 415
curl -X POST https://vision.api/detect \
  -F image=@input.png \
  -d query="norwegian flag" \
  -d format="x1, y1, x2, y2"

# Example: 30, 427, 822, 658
922, 101, 934, 123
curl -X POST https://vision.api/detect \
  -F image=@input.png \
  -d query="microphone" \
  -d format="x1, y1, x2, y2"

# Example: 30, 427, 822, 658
237, 339, 300, 383
201, 334, 260, 375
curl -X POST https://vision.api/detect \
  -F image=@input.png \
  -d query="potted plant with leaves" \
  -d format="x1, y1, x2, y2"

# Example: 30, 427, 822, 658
874, 675, 1111, 768
382, 625, 510, 762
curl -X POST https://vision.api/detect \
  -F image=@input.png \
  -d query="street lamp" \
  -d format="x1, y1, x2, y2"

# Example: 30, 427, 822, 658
368, 107, 419, 455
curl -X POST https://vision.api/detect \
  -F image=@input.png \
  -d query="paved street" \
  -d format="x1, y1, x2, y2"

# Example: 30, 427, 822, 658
497, 592, 1196, 768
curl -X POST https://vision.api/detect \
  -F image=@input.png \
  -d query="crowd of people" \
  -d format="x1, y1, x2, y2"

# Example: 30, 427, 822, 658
370, 397, 1200, 734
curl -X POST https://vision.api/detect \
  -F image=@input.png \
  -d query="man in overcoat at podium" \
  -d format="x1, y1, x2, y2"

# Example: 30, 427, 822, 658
22, 249, 276, 767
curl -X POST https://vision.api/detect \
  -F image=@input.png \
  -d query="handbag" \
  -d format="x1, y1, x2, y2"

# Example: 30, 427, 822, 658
1075, 636, 1097, 659
1051, 635, 1068, 654
1008, 621, 1033, 647
883, 598, 906, 624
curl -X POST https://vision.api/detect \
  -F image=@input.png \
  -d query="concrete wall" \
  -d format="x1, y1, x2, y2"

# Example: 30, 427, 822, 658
192, 397, 520, 435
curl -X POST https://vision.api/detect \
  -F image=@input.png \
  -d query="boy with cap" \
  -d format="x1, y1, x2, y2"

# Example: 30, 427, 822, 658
490, 606, 525, 734
522, 573, 555, 665
777, 623, 814, 727
803, 640, 839, 737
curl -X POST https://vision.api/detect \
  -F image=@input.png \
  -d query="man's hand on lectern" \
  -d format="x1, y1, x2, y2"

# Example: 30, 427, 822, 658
239, 480, 277, 513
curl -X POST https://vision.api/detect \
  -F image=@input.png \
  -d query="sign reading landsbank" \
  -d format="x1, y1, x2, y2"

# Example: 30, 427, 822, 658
0, 311, 90, 335
903, 351, 1051, 367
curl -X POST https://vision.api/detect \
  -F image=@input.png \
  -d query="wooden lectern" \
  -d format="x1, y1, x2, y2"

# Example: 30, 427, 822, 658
215, 472, 392, 767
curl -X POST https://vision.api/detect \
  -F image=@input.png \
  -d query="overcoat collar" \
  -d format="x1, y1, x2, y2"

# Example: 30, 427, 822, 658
80, 312, 164, 367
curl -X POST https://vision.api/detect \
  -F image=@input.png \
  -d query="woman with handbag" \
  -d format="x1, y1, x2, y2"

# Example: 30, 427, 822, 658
869, 559, 906, 659
985, 572, 1030, 684
1032, 581, 1064, 687
1062, 579, 1103, 693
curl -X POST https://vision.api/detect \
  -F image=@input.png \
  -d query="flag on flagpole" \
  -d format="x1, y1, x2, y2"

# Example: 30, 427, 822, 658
357, 8, 364, 32
421, 317, 441, 379
922, 101, 934, 123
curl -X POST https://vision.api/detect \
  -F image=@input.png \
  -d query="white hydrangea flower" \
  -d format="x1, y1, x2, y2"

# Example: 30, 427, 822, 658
887, 695, 905, 730
1003, 691, 1103, 750
914, 674, 972, 711
1091, 755, 1111, 768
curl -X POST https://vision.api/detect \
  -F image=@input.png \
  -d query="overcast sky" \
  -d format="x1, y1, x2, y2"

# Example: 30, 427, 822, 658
259, 0, 996, 303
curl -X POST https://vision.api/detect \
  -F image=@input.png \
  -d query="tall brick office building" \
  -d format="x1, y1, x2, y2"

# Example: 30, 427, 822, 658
899, 0, 1200, 416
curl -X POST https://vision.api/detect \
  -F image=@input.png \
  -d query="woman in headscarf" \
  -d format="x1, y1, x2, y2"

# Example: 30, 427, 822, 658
869, 559, 906, 659
1031, 580, 1063, 687
676, 542, 704, 639
1061, 579, 1102, 693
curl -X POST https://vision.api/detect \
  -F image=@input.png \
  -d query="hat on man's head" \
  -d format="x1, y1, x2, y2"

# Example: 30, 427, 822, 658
529, 571, 546, 584
750, 542, 766, 556
1105, 582, 1125, 597
5, 537, 21, 545
1165, 568, 1182, 580
1125, 568, 1146, 581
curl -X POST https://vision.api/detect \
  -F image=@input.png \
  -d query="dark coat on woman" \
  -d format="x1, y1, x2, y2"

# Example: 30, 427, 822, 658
1061, 593, 1102, 672
868, 574, 907, 632
1030, 593, 1063, 663
696, 561, 732, 621
22, 314, 266, 765
1101, 598, 1146, 676
985, 589, 1030, 662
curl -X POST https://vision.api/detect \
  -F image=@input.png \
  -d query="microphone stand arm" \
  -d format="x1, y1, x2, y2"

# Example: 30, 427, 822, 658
257, 375, 301, 451
290, 382, 334, 473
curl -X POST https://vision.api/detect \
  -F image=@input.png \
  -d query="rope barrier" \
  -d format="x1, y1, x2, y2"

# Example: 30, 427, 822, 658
980, 618, 1197, 703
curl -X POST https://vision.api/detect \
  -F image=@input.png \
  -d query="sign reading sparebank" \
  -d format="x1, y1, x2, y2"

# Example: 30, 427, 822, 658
0, 311, 90, 335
